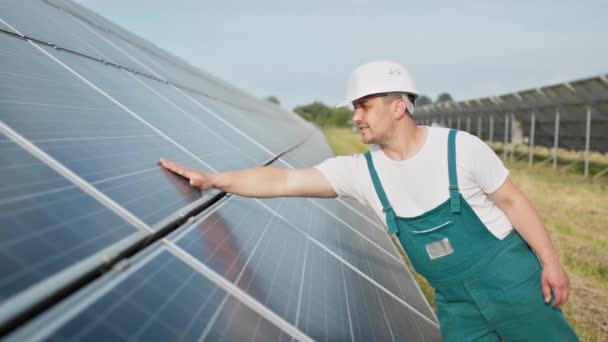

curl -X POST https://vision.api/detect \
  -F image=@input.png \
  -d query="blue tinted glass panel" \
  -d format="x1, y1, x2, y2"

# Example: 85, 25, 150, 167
0, 133, 138, 302
0, 34, 210, 226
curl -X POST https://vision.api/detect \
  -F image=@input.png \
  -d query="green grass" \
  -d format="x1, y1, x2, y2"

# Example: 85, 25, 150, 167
322, 127, 608, 342
322, 126, 369, 156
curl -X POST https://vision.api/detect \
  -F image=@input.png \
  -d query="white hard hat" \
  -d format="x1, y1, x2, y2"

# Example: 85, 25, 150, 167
338, 60, 418, 107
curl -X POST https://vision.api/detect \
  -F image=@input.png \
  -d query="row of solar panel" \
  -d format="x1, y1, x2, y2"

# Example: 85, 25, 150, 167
1, 1, 440, 339
417, 75, 608, 113
2, 127, 439, 340
417, 101, 608, 152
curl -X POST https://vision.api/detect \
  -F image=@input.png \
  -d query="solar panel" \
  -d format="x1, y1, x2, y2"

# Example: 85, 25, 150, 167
0, 33, 218, 226
7, 247, 292, 341
1, 1, 440, 340
1, 0, 147, 73
0, 132, 141, 304
278, 129, 336, 168
183, 90, 312, 155
257, 195, 436, 321
170, 196, 437, 339
40, 47, 271, 171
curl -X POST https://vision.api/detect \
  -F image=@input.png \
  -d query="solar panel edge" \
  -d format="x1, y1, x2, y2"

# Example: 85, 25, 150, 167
3, 243, 170, 342
0, 230, 147, 335
0, 12, 312, 150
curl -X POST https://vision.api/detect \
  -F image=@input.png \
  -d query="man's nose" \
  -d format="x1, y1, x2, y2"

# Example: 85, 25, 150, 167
352, 108, 363, 122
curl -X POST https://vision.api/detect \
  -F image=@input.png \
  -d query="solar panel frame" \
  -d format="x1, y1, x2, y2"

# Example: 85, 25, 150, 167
5, 245, 303, 341
0, 2, 441, 340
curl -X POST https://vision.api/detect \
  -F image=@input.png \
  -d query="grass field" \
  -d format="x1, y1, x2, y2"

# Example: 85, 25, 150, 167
322, 127, 608, 342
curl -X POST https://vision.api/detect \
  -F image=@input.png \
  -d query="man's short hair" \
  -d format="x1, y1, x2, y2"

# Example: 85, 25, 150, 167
382, 93, 415, 116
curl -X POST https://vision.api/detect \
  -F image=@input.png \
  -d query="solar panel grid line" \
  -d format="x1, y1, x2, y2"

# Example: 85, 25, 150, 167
0, 230, 146, 334
3, 242, 166, 342
173, 87, 279, 157
331, 200, 438, 322
2, 16, 288, 180
277, 157, 387, 235
42, 2, 309, 132
44, 0, 244, 99
0, 182, 75, 207
385, 236, 438, 322
0, 120, 153, 234
41, 0, 196, 83
18, 12, 310, 161
358, 232, 432, 342
163, 241, 314, 342
26, 41, 220, 174
2, 15, 313, 155
0, 23, 139, 81
309, 200, 402, 264
124, 71, 273, 166
292, 238, 309, 338
253, 198, 439, 328
338, 244, 356, 342
66, 12, 167, 82
277, 161, 438, 321
335, 197, 384, 230
372, 273, 396, 342
196, 202, 278, 341
335, 207, 426, 341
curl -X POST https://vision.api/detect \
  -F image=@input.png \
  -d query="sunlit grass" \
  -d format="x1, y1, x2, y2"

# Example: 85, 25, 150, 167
322, 127, 608, 342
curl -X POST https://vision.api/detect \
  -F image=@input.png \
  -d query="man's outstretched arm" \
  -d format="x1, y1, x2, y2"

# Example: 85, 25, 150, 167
159, 158, 337, 198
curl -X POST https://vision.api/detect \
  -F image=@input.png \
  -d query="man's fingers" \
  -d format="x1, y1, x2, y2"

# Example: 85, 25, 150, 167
160, 158, 208, 190
552, 287, 563, 307
542, 278, 551, 303
159, 159, 191, 178
553, 284, 570, 307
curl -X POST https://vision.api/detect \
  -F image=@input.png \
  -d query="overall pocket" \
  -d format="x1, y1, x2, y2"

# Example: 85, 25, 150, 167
411, 220, 453, 234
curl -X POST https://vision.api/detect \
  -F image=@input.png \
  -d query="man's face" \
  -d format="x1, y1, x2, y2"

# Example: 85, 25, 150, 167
352, 95, 394, 144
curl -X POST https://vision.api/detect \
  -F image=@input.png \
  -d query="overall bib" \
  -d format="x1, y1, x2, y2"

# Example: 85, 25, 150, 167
364, 129, 578, 342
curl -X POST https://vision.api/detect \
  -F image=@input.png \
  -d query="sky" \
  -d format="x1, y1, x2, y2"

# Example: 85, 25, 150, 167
75, 0, 607, 110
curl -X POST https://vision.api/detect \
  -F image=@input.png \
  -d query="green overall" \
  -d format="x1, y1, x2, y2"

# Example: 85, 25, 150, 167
364, 129, 578, 342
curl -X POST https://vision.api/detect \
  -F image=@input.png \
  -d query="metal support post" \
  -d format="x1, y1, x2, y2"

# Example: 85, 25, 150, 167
529, 111, 536, 166
466, 116, 471, 132
509, 113, 515, 162
553, 108, 560, 169
489, 114, 494, 142
457, 117, 461, 130
477, 116, 483, 139
584, 105, 591, 177
503, 113, 509, 159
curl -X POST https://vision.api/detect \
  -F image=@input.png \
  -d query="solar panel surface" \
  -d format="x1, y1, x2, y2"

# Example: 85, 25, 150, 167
9, 247, 293, 341
0, 1, 441, 340
0, 133, 140, 303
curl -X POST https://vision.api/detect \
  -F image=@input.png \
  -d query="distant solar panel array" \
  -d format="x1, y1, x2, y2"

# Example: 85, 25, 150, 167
0, 0, 440, 340
415, 75, 608, 176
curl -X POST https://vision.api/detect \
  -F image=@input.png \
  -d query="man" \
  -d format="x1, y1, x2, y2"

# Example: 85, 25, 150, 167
160, 61, 578, 341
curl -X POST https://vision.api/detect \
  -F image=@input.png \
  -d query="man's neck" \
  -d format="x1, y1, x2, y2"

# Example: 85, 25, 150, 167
379, 125, 429, 161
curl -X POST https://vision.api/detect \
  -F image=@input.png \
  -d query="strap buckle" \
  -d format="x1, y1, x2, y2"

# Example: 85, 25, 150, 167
448, 185, 459, 191
382, 206, 392, 213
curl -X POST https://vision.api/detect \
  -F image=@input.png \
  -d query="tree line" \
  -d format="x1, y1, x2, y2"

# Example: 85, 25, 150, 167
265, 93, 453, 127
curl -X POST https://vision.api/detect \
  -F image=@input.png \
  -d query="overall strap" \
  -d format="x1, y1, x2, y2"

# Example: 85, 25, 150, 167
448, 129, 461, 213
364, 151, 398, 234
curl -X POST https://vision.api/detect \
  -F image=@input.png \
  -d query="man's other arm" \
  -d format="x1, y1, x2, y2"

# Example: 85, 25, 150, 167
159, 158, 337, 198
491, 177, 570, 307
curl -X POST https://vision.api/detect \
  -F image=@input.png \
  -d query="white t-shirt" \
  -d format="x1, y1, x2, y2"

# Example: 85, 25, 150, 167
314, 126, 513, 239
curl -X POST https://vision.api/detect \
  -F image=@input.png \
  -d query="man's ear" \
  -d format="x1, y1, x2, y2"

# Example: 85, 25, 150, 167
393, 98, 407, 119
